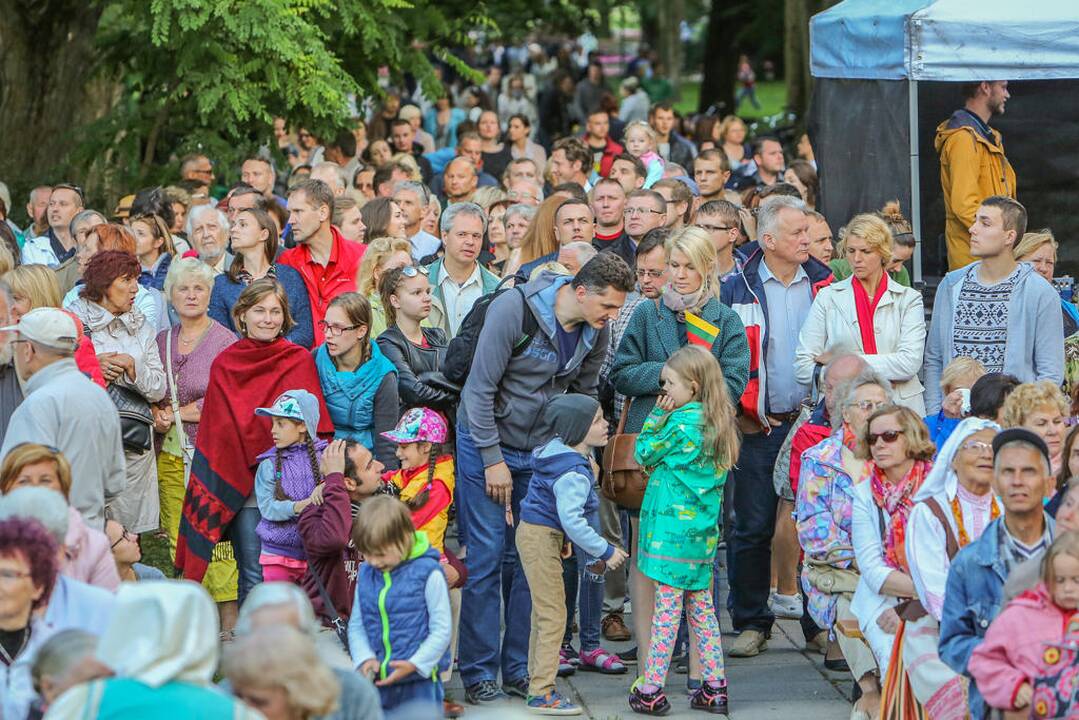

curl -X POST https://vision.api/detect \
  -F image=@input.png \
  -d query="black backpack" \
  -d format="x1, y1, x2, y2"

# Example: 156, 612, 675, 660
442, 278, 540, 386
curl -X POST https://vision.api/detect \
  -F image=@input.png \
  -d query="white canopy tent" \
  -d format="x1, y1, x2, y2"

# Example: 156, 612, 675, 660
808, 0, 1079, 281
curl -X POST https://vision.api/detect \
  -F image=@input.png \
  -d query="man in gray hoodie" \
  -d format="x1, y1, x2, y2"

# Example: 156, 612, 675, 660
455, 252, 634, 704
925, 196, 1064, 414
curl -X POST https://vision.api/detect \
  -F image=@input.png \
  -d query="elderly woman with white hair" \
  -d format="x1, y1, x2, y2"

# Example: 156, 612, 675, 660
234, 582, 384, 720
154, 256, 240, 633
186, 204, 233, 276
44, 580, 262, 719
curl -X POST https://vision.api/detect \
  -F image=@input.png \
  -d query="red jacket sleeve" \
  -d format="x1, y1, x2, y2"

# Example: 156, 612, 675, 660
299, 472, 351, 557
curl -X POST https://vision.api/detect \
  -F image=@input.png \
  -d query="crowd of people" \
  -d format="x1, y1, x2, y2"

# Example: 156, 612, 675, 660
0, 37, 1072, 720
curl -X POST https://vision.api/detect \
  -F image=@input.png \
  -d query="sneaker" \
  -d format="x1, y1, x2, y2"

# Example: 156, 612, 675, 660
628, 678, 671, 716
525, 691, 582, 715
728, 629, 768, 658
558, 645, 576, 677
503, 676, 531, 699
770, 592, 804, 619
805, 629, 829, 655
465, 680, 505, 704
690, 681, 730, 715
618, 646, 639, 663
602, 612, 632, 641
560, 643, 581, 666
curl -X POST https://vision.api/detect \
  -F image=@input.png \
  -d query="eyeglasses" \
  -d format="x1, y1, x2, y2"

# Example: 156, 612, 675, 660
961, 440, 994, 455
0, 569, 30, 583
110, 526, 137, 549
848, 400, 886, 412
400, 266, 429, 278
624, 207, 663, 217
318, 320, 362, 336
697, 224, 733, 233
868, 429, 902, 445
636, 269, 665, 279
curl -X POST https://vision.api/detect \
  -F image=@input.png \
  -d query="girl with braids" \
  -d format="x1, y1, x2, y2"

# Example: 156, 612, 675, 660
378, 407, 455, 554
252, 389, 328, 583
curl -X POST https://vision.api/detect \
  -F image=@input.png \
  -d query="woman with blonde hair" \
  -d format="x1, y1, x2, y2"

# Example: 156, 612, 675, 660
1014, 228, 1078, 337
355, 236, 414, 337
1001, 380, 1069, 475
829, 201, 914, 288
225, 625, 341, 720
796, 213, 927, 415
610, 225, 751, 669
510, 194, 564, 275
3, 263, 105, 388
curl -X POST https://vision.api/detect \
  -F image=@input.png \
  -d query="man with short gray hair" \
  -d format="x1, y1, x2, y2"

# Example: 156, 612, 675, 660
309, 162, 349, 197
426, 202, 500, 338
720, 193, 834, 657
392, 181, 441, 261
0, 308, 125, 530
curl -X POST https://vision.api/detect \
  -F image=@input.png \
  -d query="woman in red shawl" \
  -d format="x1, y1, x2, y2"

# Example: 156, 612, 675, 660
175, 278, 333, 603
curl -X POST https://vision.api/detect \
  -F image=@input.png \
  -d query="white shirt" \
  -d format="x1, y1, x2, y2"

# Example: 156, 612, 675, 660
410, 230, 442, 262
439, 263, 484, 337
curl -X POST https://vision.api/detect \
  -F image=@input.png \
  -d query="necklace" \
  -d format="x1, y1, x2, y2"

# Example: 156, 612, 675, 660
950, 492, 1000, 547
178, 321, 212, 349
0, 625, 29, 665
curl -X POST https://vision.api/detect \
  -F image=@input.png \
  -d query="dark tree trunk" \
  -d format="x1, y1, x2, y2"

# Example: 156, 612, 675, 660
698, 0, 754, 114
0, 1, 112, 208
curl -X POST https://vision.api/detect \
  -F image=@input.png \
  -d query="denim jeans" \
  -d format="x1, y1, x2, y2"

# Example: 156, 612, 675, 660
455, 425, 532, 685
726, 421, 790, 633
560, 554, 604, 653
231, 506, 263, 606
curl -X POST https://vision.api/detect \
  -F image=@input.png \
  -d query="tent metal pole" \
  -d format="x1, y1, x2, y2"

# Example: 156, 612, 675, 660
908, 78, 923, 284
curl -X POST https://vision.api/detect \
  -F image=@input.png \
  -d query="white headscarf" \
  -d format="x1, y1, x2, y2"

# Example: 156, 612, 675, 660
913, 417, 1000, 502
96, 580, 219, 688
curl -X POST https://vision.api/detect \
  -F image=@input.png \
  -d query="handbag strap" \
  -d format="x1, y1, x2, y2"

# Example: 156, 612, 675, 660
307, 563, 349, 644
165, 329, 190, 451
614, 396, 634, 435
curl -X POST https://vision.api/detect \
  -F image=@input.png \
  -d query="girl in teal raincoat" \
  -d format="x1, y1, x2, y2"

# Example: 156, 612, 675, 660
629, 345, 740, 717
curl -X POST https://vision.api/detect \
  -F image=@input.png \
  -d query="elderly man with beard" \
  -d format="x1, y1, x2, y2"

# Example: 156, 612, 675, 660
0, 308, 124, 530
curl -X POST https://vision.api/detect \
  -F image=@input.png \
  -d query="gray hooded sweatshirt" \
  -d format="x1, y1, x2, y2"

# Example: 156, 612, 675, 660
460, 271, 609, 467
924, 261, 1064, 414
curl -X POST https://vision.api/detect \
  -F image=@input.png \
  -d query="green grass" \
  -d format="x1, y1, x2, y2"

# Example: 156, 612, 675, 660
140, 531, 175, 576
674, 79, 787, 119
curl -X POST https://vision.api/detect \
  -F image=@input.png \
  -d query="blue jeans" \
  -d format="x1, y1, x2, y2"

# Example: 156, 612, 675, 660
726, 421, 790, 633
379, 678, 443, 719
455, 425, 532, 685
560, 554, 604, 653
231, 506, 263, 606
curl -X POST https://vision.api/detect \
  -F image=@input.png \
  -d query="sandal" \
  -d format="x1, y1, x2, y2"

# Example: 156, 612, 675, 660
628, 677, 671, 716
579, 647, 628, 674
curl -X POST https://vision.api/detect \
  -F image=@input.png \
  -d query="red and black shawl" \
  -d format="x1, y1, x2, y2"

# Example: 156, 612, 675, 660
175, 337, 333, 581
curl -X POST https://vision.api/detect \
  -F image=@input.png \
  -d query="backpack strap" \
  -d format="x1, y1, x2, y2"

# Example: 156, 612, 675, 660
511, 285, 539, 357
924, 496, 961, 560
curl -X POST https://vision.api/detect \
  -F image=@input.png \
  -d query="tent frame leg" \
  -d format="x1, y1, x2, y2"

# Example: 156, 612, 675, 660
909, 78, 923, 284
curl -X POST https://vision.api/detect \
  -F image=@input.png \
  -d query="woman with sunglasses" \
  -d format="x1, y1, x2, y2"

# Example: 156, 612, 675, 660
314, 292, 399, 469
795, 369, 893, 718
876, 416, 998, 718
375, 266, 456, 418
845, 405, 935, 718
208, 207, 314, 348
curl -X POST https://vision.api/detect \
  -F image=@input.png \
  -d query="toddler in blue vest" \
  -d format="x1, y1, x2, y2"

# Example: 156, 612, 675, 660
516, 393, 630, 714
253, 389, 327, 584
347, 495, 452, 717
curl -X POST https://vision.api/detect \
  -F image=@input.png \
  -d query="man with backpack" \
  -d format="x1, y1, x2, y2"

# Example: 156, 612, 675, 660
454, 253, 635, 704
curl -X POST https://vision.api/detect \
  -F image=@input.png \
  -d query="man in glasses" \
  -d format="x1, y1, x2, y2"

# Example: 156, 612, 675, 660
623, 190, 667, 258
20, 184, 84, 268
696, 199, 744, 282
939, 428, 1055, 720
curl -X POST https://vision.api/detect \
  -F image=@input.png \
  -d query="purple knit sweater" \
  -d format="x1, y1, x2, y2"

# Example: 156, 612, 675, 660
255, 441, 325, 559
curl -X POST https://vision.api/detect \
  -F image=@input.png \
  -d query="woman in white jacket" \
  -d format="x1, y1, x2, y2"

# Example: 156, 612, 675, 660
68, 250, 166, 534
796, 214, 926, 415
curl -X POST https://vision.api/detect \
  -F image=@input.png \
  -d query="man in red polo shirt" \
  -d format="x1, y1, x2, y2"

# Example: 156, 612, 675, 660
281, 179, 365, 343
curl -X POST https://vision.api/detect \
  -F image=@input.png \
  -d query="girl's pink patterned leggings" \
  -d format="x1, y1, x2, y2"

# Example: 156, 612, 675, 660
645, 583, 727, 686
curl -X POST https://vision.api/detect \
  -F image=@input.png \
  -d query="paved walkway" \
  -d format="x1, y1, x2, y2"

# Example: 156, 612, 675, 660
448, 562, 853, 719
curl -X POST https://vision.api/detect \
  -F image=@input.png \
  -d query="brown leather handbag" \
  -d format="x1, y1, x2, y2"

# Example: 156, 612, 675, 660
601, 398, 649, 509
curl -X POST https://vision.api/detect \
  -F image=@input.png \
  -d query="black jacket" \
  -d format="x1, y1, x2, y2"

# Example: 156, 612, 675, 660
593, 232, 636, 271
376, 325, 457, 416
663, 131, 696, 173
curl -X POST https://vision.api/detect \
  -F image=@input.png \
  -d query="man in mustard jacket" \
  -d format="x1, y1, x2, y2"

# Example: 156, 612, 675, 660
935, 81, 1017, 270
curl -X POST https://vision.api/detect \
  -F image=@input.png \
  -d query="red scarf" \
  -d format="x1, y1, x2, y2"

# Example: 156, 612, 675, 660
870, 459, 931, 573
175, 337, 333, 581
851, 274, 888, 354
